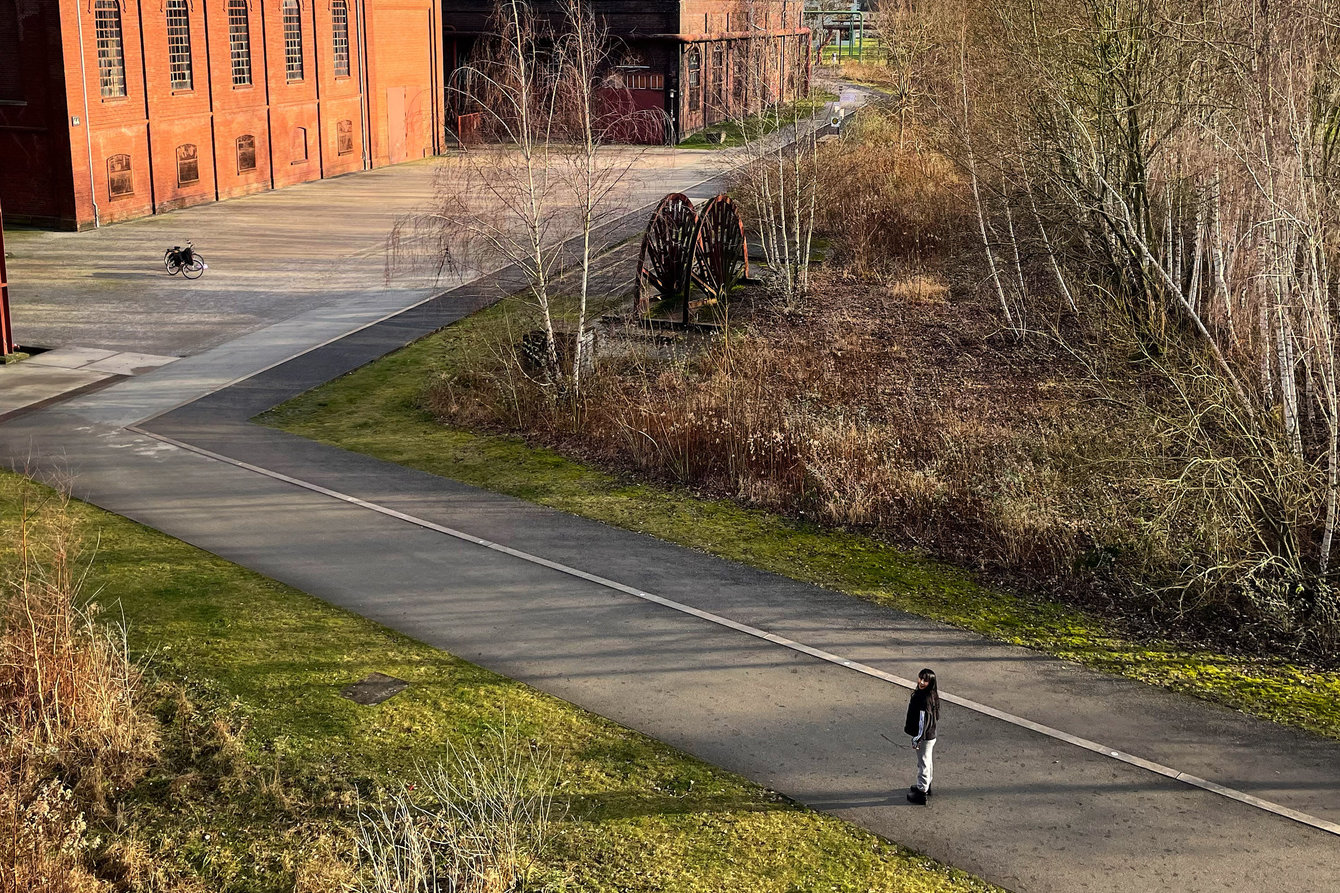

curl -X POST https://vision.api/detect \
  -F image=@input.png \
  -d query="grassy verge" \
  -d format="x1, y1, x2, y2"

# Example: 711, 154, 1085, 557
678, 94, 836, 149
0, 470, 996, 892
258, 296, 1340, 741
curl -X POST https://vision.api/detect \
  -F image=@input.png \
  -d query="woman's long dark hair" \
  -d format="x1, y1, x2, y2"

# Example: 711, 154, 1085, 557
918, 668, 940, 719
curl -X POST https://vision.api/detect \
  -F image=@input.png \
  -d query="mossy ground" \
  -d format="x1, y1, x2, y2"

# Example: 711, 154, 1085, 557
259, 294, 1340, 741
0, 470, 997, 892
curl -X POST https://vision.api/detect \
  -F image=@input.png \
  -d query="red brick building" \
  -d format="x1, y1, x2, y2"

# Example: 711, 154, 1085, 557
441, 0, 809, 143
0, 0, 443, 229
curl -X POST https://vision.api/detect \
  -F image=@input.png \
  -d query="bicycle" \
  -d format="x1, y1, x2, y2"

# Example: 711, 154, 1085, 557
164, 240, 207, 279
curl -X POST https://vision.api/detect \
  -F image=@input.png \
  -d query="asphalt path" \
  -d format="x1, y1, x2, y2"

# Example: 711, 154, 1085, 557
3, 131, 1340, 890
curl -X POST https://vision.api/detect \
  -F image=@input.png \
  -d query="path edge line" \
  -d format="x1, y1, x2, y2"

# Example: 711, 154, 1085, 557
124, 423, 1340, 841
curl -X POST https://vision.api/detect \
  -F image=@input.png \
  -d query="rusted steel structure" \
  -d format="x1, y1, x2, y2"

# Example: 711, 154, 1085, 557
1, 200, 13, 356
690, 194, 747, 306
636, 192, 748, 324
636, 193, 698, 316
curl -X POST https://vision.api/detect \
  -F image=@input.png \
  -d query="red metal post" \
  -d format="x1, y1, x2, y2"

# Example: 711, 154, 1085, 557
0, 200, 13, 356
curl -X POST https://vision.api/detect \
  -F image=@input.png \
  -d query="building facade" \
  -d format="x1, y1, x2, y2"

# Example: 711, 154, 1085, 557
440, 0, 809, 144
0, 0, 443, 229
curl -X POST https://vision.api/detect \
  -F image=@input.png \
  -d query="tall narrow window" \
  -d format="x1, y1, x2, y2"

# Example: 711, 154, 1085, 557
176, 144, 199, 185
283, 0, 304, 82
166, 0, 193, 91
687, 48, 701, 111
332, 0, 350, 77
228, 0, 251, 86
712, 43, 725, 109
292, 126, 307, 163
337, 119, 353, 155
107, 154, 133, 197
0, 0, 22, 101
236, 134, 257, 172
94, 1, 127, 98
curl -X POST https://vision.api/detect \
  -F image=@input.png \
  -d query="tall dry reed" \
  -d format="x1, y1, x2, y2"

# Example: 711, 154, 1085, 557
1, 486, 157, 893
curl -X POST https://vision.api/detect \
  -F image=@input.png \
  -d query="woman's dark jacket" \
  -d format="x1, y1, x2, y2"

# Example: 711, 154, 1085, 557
904, 689, 938, 741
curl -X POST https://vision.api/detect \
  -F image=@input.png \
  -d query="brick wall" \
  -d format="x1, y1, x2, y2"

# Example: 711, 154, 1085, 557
678, 0, 803, 35
0, 0, 439, 229
674, 1, 809, 136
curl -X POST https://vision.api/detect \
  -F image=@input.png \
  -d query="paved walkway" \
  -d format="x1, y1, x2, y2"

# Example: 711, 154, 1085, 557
3, 126, 1339, 892
2, 148, 731, 357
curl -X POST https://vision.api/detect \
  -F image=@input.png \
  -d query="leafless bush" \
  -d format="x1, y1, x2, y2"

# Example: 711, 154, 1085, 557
391, 0, 649, 394
871, 0, 1340, 652
353, 726, 559, 893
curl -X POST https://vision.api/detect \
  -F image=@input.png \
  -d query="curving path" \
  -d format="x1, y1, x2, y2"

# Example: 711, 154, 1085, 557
3, 127, 1339, 893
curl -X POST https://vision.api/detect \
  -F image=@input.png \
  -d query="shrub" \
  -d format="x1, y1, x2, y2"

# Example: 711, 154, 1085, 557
1, 486, 157, 893
353, 724, 559, 893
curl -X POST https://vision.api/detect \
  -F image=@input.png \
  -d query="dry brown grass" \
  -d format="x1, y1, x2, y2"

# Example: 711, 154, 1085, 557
423, 107, 1339, 658
0, 488, 157, 893
815, 114, 965, 281
421, 111, 1127, 621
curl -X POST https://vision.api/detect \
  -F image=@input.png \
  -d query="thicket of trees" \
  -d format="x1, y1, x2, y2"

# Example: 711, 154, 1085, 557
868, 0, 1340, 654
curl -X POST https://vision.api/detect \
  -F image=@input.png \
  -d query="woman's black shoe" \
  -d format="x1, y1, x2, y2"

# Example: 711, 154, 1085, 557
907, 789, 928, 805
908, 785, 933, 797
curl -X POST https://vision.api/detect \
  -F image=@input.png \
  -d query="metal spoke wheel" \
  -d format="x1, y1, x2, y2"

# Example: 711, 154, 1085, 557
636, 194, 698, 317
690, 195, 748, 317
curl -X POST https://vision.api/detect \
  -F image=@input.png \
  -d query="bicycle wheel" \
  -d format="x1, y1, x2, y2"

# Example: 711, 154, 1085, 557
183, 254, 206, 279
164, 251, 181, 276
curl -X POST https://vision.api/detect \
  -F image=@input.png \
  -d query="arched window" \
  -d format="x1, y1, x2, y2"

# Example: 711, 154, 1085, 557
332, 0, 350, 77
176, 144, 199, 185
166, 0, 193, 91
94, 1, 127, 98
337, 119, 353, 156
228, 0, 251, 86
291, 126, 307, 163
283, 0, 303, 82
236, 134, 257, 172
0, 0, 22, 101
107, 154, 133, 197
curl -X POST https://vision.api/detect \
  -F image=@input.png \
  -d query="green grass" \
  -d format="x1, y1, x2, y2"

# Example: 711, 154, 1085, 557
678, 93, 837, 149
1, 470, 997, 892
819, 37, 889, 63
258, 296, 1340, 742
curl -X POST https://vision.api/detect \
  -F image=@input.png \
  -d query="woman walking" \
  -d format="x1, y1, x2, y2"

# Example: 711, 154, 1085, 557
905, 668, 939, 805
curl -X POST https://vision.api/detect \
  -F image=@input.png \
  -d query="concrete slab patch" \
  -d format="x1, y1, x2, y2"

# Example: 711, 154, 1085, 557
0, 365, 113, 415
340, 672, 409, 706
85, 352, 179, 376
23, 347, 118, 369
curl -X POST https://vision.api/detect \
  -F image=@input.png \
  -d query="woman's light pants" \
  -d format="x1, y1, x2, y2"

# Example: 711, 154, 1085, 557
916, 738, 936, 792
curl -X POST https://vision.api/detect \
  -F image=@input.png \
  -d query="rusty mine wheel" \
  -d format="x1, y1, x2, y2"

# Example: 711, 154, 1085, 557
690, 194, 749, 317
636, 193, 698, 317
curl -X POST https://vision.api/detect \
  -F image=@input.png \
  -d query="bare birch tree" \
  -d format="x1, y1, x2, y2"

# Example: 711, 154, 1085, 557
392, 0, 644, 393
728, 15, 822, 310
